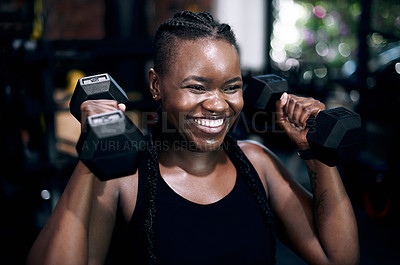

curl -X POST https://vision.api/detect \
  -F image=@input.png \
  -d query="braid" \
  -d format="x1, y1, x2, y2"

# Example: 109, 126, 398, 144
153, 10, 236, 76
223, 134, 277, 263
173, 10, 214, 27
144, 134, 159, 265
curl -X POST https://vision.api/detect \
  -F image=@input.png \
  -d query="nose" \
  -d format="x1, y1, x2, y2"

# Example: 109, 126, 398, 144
201, 90, 229, 114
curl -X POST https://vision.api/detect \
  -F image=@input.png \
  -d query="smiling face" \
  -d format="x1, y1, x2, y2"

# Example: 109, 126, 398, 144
149, 38, 243, 152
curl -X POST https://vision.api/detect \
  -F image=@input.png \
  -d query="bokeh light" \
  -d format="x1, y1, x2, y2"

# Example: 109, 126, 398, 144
313, 5, 326, 18
270, 0, 360, 77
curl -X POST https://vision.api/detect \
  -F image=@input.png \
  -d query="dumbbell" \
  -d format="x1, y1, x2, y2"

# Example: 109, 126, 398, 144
243, 74, 364, 166
70, 73, 146, 180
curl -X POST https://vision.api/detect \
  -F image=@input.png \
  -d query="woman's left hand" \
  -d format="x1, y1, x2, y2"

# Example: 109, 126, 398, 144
276, 92, 325, 150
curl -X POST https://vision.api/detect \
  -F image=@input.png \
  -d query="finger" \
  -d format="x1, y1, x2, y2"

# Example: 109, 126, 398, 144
118, 103, 126, 112
90, 99, 120, 108
299, 101, 325, 126
276, 92, 289, 123
80, 100, 120, 116
292, 98, 315, 127
286, 95, 307, 124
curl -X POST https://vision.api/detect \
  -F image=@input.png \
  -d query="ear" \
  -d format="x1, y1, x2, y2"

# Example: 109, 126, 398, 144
148, 68, 161, 101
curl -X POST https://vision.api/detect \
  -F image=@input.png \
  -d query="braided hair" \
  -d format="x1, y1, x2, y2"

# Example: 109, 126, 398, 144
144, 11, 276, 264
153, 10, 236, 77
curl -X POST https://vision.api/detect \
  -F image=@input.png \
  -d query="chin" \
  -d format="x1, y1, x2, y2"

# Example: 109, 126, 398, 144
190, 138, 225, 153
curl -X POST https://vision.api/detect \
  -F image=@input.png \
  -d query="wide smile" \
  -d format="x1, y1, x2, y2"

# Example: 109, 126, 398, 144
189, 117, 227, 134
194, 118, 224, 127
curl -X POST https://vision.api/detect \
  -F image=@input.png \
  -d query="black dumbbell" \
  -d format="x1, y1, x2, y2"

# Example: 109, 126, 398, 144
243, 74, 364, 166
70, 73, 146, 180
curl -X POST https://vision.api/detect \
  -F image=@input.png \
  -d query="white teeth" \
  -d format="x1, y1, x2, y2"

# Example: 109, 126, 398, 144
194, 118, 224, 127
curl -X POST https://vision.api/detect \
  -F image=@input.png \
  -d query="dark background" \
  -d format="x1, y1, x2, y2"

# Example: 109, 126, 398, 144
1, 0, 399, 264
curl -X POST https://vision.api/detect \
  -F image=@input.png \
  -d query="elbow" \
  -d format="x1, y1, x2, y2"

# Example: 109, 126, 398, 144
326, 247, 360, 265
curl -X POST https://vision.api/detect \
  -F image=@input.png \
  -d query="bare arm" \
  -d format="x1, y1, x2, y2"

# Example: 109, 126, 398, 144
241, 139, 359, 265
27, 100, 127, 265
27, 162, 98, 265
268, 152, 359, 265
270, 93, 359, 265
241, 92, 359, 265
304, 159, 359, 265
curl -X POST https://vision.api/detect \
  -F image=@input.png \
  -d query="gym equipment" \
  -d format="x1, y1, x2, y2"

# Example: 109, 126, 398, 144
243, 74, 364, 166
70, 73, 146, 180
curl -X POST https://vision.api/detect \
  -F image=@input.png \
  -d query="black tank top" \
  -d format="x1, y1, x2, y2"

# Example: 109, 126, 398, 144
107, 148, 275, 265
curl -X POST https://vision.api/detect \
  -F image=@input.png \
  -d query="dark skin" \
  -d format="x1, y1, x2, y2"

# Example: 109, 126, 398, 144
27, 38, 359, 265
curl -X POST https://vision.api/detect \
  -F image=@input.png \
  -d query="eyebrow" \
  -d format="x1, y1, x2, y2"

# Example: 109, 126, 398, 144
225, 77, 243, 84
181, 75, 212, 84
181, 75, 242, 84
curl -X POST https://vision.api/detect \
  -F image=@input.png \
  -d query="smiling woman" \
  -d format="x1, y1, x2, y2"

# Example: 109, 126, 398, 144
27, 10, 359, 265
149, 38, 243, 152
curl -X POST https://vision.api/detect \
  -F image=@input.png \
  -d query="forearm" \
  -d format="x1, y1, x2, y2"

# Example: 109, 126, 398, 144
305, 159, 359, 265
27, 161, 96, 265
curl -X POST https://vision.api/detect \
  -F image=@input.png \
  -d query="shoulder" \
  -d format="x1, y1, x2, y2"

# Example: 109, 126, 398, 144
237, 139, 283, 195
237, 139, 280, 169
93, 169, 139, 223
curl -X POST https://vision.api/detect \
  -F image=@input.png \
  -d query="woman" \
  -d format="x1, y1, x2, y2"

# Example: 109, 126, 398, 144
27, 11, 359, 265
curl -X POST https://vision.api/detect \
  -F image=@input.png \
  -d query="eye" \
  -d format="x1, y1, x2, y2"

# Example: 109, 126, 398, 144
223, 85, 241, 93
186, 85, 207, 93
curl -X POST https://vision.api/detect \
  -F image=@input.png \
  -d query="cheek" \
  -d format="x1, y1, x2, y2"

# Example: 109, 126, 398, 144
163, 94, 193, 111
231, 93, 244, 116
161, 94, 195, 124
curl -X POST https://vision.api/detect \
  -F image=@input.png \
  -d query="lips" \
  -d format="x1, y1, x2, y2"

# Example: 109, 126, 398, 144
189, 117, 227, 134
193, 118, 224, 127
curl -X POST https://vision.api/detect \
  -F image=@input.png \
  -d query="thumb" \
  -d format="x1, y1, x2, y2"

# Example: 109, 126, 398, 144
118, 103, 126, 112
276, 92, 288, 122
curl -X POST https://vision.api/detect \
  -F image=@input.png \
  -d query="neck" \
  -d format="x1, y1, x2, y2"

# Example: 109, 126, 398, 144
159, 143, 226, 176
151, 118, 229, 176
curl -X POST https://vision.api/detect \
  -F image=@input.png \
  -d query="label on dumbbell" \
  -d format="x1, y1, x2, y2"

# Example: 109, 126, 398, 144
90, 112, 121, 125
326, 107, 355, 118
81, 74, 109, 85
87, 110, 126, 138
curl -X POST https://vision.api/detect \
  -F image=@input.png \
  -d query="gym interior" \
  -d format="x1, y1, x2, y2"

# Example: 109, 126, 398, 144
1, 0, 399, 264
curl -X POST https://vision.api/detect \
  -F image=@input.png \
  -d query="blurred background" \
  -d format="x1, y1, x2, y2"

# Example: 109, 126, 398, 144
0, 0, 399, 264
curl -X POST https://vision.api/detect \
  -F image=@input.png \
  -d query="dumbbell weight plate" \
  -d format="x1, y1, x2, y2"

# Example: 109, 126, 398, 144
76, 110, 146, 180
242, 74, 289, 132
306, 107, 364, 166
70, 73, 129, 122
243, 74, 288, 111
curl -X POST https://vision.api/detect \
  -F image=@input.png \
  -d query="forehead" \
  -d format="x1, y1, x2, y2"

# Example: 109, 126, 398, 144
169, 38, 241, 78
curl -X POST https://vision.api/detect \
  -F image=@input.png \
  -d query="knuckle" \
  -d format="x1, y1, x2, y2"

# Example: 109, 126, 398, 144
304, 106, 313, 115
289, 97, 297, 105
80, 101, 90, 112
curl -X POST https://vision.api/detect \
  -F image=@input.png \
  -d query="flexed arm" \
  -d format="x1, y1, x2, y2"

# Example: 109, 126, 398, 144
271, 93, 359, 265
27, 100, 125, 265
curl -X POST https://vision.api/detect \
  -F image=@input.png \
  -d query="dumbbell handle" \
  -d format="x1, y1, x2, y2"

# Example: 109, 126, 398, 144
70, 73, 129, 122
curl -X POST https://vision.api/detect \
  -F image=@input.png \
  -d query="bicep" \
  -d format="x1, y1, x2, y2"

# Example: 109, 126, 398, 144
240, 141, 333, 262
87, 178, 119, 265
266, 153, 328, 262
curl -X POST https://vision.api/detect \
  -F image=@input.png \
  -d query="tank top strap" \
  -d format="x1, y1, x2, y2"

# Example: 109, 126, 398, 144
223, 133, 277, 264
